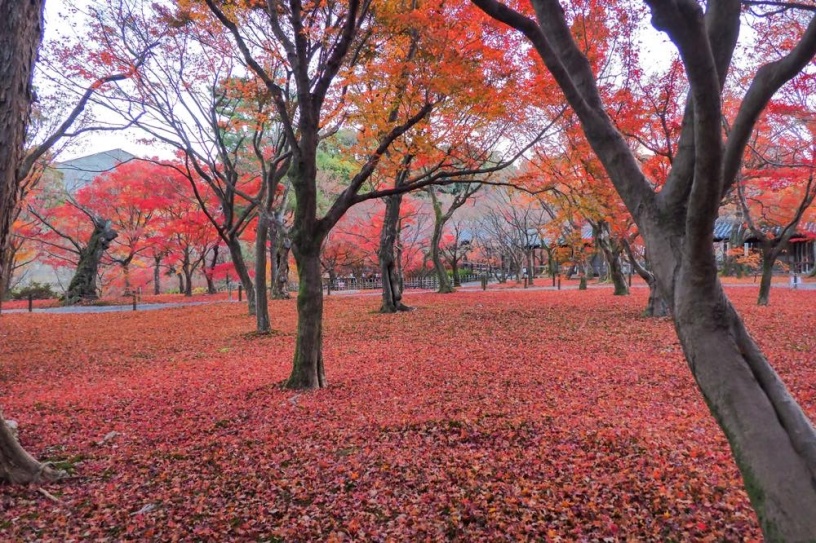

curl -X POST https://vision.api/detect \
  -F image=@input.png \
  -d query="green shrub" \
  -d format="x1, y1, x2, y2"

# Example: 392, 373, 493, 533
11, 282, 59, 301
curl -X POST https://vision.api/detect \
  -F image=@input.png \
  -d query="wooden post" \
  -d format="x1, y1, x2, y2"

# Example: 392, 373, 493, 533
132, 294, 137, 311
557, 276, 561, 290
523, 277, 528, 288
238, 284, 243, 302
28, 293, 33, 312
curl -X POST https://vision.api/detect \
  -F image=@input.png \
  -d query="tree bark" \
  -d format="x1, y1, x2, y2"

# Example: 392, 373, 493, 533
431, 219, 454, 294
672, 265, 816, 538
62, 218, 118, 305
206, 246, 219, 294
623, 240, 669, 317
226, 236, 256, 315
452, 258, 461, 287
594, 221, 628, 296
0, 408, 63, 484
286, 241, 326, 389
271, 229, 291, 300
254, 213, 271, 333
122, 262, 131, 296
757, 245, 777, 306
153, 254, 162, 295
429, 189, 454, 294
379, 193, 411, 312
0, 0, 60, 486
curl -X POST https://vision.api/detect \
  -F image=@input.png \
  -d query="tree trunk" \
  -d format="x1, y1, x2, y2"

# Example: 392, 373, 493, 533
594, 222, 628, 296
577, 262, 588, 290
606, 250, 628, 295
226, 236, 255, 315
1, 241, 17, 300
379, 194, 411, 312
0, 0, 52, 484
673, 273, 816, 538
757, 245, 777, 306
431, 221, 454, 294
153, 255, 162, 295
206, 246, 219, 294
272, 232, 291, 300
62, 218, 117, 305
254, 214, 271, 333
0, 408, 63, 484
624, 240, 669, 317
452, 259, 461, 287
177, 272, 184, 294
526, 249, 535, 286
285, 242, 325, 389
644, 276, 670, 317
183, 269, 193, 296
122, 262, 131, 296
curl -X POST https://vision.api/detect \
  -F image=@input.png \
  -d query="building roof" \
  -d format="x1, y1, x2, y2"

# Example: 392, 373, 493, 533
713, 217, 816, 242
54, 149, 137, 193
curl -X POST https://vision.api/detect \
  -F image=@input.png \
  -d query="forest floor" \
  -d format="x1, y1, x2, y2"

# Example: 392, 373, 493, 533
1, 287, 814, 540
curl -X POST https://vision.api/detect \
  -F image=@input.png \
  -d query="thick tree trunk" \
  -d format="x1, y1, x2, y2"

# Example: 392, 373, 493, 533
226, 236, 255, 315
0, 0, 52, 484
431, 223, 454, 294
205, 272, 216, 295
122, 262, 131, 296
757, 246, 777, 306
183, 269, 193, 296
624, 241, 669, 317
640, 222, 816, 538
153, 255, 162, 295
594, 222, 628, 296
254, 214, 271, 333
644, 277, 670, 317
177, 272, 184, 295
378, 194, 410, 312
271, 232, 291, 300
286, 242, 325, 389
673, 275, 816, 538
62, 219, 117, 305
606, 251, 628, 295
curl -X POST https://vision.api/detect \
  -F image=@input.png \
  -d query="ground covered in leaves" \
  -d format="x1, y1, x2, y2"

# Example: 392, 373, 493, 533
2, 287, 815, 541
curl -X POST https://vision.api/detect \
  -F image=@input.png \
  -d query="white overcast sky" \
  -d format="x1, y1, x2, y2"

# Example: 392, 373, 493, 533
40, 0, 678, 163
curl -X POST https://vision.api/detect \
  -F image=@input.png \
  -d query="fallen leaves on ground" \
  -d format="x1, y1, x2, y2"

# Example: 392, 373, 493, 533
2, 287, 814, 541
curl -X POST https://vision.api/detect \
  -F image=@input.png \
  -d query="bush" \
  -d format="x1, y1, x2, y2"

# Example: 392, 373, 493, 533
11, 282, 59, 301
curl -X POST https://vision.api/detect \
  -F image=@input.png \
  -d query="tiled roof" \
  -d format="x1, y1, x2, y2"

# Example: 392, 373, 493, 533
713, 218, 816, 241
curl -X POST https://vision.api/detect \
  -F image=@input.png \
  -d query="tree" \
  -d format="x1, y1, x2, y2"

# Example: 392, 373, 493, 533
471, 0, 816, 536
428, 183, 481, 293
735, 100, 816, 305
203, 0, 543, 388
0, 0, 64, 485
441, 217, 476, 288
83, 2, 295, 318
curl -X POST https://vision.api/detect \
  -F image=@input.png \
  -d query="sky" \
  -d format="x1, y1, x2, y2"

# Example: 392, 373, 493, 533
40, 0, 174, 162
38, 0, 678, 164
